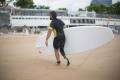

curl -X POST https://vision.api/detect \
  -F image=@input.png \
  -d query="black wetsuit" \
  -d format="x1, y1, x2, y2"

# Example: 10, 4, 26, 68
50, 18, 66, 57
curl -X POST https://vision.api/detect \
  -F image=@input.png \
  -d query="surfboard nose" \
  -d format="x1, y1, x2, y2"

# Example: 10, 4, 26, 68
64, 26, 114, 54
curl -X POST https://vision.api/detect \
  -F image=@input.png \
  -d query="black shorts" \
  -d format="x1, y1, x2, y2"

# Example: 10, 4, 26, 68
53, 35, 65, 49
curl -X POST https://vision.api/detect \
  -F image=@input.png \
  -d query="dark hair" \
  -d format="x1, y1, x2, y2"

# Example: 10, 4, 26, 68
49, 11, 57, 19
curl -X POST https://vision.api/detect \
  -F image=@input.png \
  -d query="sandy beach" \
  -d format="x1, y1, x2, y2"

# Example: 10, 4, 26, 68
0, 34, 120, 80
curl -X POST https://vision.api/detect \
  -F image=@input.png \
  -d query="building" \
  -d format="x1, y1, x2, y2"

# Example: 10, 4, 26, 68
0, 8, 120, 34
91, 0, 112, 6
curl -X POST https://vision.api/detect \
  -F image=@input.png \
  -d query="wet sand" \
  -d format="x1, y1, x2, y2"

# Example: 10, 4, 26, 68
0, 34, 120, 80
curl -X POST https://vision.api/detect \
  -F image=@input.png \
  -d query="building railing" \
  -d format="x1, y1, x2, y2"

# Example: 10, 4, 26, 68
96, 13, 120, 19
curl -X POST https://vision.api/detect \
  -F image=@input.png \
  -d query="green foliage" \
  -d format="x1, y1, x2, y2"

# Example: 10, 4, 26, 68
0, 0, 5, 4
16, 0, 34, 8
0, 0, 13, 7
109, 2, 120, 15
78, 8, 84, 11
86, 2, 120, 15
0, 0, 5, 7
87, 4, 107, 13
36, 5, 50, 9
58, 8, 67, 11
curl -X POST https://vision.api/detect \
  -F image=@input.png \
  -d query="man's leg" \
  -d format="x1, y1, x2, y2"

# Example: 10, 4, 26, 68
53, 37, 61, 64
60, 47, 70, 66
54, 49, 61, 64
60, 37, 70, 66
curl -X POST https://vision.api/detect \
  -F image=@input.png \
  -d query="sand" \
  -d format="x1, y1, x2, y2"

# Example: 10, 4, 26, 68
0, 34, 120, 80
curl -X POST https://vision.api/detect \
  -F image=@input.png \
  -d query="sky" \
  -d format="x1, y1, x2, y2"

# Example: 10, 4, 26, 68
33, 0, 120, 11
113, 0, 120, 3
33, 0, 92, 11
8, 0, 120, 11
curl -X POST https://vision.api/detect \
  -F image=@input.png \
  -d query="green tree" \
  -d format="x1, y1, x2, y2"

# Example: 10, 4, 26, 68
16, 0, 34, 8
86, 2, 120, 15
36, 5, 50, 9
0, 0, 5, 6
78, 8, 84, 11
110, 2, 120, 15
0, 0, 12, 7
87, 4, 107, 13
58, 8, 67, 11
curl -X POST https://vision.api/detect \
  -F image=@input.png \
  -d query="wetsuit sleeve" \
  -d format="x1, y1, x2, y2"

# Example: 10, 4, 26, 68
61, 20, 65, 26
61, 20, 66, 28
48, 21, 54, 30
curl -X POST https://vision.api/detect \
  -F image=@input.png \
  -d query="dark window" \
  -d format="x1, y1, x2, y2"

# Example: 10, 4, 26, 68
82, 19, 85, 23
86, 19, 89, 23
70, 19, 76, 23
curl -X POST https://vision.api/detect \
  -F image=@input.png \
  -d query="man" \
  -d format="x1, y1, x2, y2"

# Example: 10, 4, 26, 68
45, 11, 70, 66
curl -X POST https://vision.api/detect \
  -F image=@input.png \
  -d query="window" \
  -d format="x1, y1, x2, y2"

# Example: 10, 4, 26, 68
70, 19, 76, 23
82, 19, 85, 23
73, 19, 76, 23
90, 19, 93, 24
19, 17, 21, 19
78, 19, 81, 23
86, 19, 89, 24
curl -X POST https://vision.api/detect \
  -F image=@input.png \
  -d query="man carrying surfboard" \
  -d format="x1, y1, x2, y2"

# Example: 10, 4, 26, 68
45, 11, 70, 66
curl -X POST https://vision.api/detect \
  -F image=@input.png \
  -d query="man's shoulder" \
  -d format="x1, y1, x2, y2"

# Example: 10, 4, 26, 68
57, 18, 62, 22
57, 19, 65, 25
51, 19, 64, 25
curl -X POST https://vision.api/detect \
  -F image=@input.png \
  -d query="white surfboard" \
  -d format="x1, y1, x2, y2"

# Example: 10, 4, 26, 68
36, 26, 114, 54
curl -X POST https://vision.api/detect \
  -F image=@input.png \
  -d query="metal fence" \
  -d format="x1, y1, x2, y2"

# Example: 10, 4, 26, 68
0, 9, 10, 27
96, 13, 120, 19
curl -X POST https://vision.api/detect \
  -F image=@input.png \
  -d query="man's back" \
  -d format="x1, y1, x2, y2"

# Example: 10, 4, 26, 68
50, 19, 65, 37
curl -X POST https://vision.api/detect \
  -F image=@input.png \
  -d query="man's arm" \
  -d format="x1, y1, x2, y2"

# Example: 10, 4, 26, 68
45, 29, 52, 46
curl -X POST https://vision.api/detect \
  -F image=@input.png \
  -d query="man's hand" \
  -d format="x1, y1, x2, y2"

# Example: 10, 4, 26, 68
45, 29, 52, 47
45, 40, 48, 47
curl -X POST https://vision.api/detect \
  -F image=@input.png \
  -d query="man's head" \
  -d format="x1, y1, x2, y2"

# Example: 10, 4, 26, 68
49, 11, 57, 20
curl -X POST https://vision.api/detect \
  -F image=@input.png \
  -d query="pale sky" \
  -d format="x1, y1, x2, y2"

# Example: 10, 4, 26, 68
113, 0, 120, 3
34, 0, 92, 11
9, 0, 120, 11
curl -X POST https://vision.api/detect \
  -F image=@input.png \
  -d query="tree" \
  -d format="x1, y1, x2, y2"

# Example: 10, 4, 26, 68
110, 2, 120, 15
86, 1, 120, 15
58, 8, 68, 11
16, 0, 34, 8
86, 4, 107, 13
0, 0, 5, 7
0, 0, 12, 8
36, 5, 50, 9
78, 8, 84, 11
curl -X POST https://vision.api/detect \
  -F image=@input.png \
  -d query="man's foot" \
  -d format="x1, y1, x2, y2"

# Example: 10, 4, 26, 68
64, 57, 70, 66
56, 61, 61, 64
66, 58, 70, 66
38, 50, 42, 54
